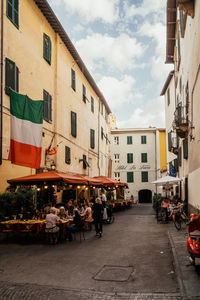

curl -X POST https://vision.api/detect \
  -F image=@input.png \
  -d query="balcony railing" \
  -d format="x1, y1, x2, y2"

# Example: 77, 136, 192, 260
174, 104, 189, 138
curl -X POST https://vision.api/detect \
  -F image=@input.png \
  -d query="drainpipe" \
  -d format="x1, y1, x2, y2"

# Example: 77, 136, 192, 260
0, 0, 4, 165
155, 129, 157, 194
97, 99, 100, 176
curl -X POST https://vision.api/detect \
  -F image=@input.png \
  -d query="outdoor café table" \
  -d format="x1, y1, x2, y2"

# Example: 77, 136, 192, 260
0, 219, 46, 234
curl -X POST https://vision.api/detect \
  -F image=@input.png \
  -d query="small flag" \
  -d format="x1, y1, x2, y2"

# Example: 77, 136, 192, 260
8, 89, 44, 169
169, 165, 176, 177
47, 144, 59, 155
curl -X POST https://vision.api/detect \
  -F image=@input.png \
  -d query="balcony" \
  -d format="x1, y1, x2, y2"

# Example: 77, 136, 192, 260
177, 0, 194, 18
174, 104, 189, 138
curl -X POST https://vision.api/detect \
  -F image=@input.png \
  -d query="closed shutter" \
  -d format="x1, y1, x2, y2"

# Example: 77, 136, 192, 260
168, 131, 172, 151
101, 127, 103, 140
83, 85, 86, 102
43, 34, 51, 64
71, 69, 76, 91
91, 96, 94, 112
178, 147, 182, 167
127, 136, 132, 144
7, 0, 19, 27
127, 172, 134, 183
141, 136, 146, 144
16, 66, 19, 92
183, 139, 188, 159
174, 158, 178, 172
65, 146, 71, 164
141, 171, 148, 182
180, 10, 183, 36
90, 129, 95, 149
71, 111, 77, 137
127, 153, 133, 163
49, 94, 52, 122
5, 58, 15, 95
43, 90, 48, 121
141, 153, 147, 163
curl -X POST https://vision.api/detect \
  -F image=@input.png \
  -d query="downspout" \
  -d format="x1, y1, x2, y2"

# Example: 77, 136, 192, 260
0, 0, 4, 165
155, 129, 157, 194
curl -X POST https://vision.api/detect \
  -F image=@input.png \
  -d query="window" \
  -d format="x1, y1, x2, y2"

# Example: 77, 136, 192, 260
105, 133, 108, 145
83, 154, 87, 169
43, 33, 51, 64
141, 171, 148, 182
101, 103, 103, 115
114, 154, 119, 163
99, 100, 101, 112
114, 136, 119, 145
5, 58, 19, 95
71, 69, 76, 91
167, 89, 170, 106
114, 172, 120, 180
7, 0, 19, 28
71, 111, 77, 137
91, 96, 94, 112
82, 84, 86, 102
141, 136, 146, 144
178, 147, 182, 166
127, 153, 133, 163
43, 90, 52, 123
65, 146, 71, 164
90, 129, 95, 149
101, 127, 104, 140
127, 172, 134, 183
141, 153, 147, 163
105, 110, 108, 123
127, 136, 132, 144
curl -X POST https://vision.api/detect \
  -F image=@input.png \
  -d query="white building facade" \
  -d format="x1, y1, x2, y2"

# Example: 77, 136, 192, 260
110, 128, 166, 203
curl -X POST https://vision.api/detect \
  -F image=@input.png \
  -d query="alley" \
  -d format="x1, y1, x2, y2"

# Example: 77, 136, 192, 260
0, 205, 181, 299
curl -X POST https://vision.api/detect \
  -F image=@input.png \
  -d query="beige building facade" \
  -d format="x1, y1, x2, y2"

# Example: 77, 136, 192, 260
161, 0, 199, 212
0, 0, 111, 192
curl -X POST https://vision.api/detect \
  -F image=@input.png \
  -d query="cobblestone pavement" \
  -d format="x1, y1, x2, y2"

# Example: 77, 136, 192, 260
0, 281, 183, 300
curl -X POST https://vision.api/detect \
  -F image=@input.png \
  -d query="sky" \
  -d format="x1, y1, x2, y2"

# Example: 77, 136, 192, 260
47, 0, 172, 128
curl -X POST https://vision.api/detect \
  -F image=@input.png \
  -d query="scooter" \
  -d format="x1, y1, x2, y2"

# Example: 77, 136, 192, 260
187, 213, 200, 272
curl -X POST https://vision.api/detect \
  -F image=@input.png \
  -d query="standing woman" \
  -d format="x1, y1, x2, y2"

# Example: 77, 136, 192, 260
92, 197, 104, 238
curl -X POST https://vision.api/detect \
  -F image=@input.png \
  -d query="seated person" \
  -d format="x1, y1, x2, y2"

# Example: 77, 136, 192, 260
66, 200, 74, 216
58, 206, 68, 219
67, 209, 84, 240
161, 198, 170, 222
45, 207, 60, 244
82, 203, 93, 222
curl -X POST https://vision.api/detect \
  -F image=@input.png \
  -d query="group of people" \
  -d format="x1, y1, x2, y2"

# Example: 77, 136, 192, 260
160, 196, 186, 223
44, 190, 109, 244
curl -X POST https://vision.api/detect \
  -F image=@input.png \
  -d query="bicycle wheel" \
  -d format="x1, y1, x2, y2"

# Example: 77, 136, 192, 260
174, 216, 182, 230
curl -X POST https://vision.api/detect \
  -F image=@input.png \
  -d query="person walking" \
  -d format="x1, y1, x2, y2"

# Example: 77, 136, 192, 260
92, 197, 104, 238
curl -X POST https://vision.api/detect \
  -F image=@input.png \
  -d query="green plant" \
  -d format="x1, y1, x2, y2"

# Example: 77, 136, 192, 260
153, 193, 162, 210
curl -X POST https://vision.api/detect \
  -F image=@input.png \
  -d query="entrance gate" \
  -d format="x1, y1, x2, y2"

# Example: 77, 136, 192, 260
138, 189, 152, 203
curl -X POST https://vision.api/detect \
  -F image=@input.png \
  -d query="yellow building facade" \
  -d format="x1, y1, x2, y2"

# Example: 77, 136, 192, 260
0, 0, 111, 192
159, 130, 167, 173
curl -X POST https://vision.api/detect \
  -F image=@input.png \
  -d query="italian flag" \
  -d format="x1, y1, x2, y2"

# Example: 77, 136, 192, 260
9, 89, 44, 169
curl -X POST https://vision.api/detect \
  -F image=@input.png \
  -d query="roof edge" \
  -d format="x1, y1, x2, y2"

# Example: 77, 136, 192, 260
160, 70, 174, 96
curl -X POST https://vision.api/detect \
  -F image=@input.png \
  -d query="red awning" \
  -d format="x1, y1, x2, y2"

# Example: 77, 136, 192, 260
94, 176, 128, 187
74, 174, 103, 186
7, 171, 88, 185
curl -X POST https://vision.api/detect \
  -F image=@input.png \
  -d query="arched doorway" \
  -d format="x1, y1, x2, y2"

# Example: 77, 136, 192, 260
138, 189, 152, 203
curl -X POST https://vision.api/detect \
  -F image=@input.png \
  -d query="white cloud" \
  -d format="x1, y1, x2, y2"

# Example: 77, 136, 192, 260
124, 0, 165, 20
75, 33, 144, 72
98, 75, 137, 109
57, 0, 120, 24
117, 97, 165, 128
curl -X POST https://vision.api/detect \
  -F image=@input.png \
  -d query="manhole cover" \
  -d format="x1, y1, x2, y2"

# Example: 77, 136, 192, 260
93, 265, 134, 282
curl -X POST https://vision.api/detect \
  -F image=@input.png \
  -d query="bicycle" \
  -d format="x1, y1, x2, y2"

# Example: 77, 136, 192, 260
173, 211, 188, 230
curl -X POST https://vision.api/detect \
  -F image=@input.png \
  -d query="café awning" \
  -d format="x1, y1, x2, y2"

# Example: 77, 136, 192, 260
7, 171, 89, 185
94, 176, 128, 187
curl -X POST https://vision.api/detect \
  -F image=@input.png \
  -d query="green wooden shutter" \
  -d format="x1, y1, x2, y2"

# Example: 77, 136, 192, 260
141, 136, 146, 144
5, 58, 15, 95
82, 84, 86, 102
174, 158, 178, 172
141, 171, 148, 182
49, 93, 52, 122
141, 153, 147, 163
178, 147, 182, 167
71, 69, 76, 91
127, 172, 134, 183
91, 96, 94, 112
127, 136, 132, 144
7, 0, 19, 28
83, 154, 87, 169
43, 34, 51, 64
71, 111, 77, 137
180, 10, 183, 36
101, 127, 103, 140
90, 129, 95, 149
65, 146, 71, 164
168, 131, 172, 151
127, 153, 133, 163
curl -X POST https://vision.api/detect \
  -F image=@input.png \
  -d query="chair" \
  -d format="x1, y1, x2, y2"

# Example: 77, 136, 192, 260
72, 223, 86, 243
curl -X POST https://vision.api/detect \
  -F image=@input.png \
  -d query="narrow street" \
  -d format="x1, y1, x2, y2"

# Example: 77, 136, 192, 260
0, 204, 187, 300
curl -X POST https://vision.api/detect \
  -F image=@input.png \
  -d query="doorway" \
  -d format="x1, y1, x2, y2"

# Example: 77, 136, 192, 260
138, 189, 152, 203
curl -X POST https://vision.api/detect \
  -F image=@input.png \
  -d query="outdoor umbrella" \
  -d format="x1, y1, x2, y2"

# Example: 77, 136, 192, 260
151, 175, 182, 186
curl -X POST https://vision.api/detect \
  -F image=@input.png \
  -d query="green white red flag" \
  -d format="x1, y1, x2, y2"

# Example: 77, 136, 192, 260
8, 89, 44, 169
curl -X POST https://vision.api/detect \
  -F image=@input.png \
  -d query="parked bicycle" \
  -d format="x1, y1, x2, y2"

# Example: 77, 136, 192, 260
171, 205, 188, 230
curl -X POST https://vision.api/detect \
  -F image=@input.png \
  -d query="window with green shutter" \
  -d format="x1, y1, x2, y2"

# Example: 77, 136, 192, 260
101, 127, 104, 140
83, 154, 87, 169
127, 136, 132, 144
141, 171, 148, 182
5, 58, 19, 95
141, 135, 147, 144
127, 172, 134, 183
183, 139, 188, 159
82, 84, 86, 102
71, 69, 76, 91
90, 129, 95, 149
178, 147, 182, 166
65, 146, 71, 164
141, 153, 147, 163
174, 158, 178, 172
7, 0, 19, 28
43, 33, 51, 64
127, 153, 133, 163
101, 103, 103, 115
91, 96, 94, 112
71, 111, 77, 137
43, 90, 52, 123
167, 89, 170, 106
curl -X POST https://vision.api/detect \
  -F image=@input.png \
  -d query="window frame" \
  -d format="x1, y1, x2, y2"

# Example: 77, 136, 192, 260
43, 33, 51, 65
91, 96, 94, 113
7, 0, 19, 28
71, 69, 76, 91
65, 146, 71, 164
127, 153, 133, 163
141, 153, 147, 163
43, 90, 52, 123
82, 84, 86, 103
71, 111, 77, 137
90, 129, 95, 149
5, 57, 19, 95
141, 135, 147, 144
141, 171, 148, 182
127, 136, 132, 144
127, 172, 134, 183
